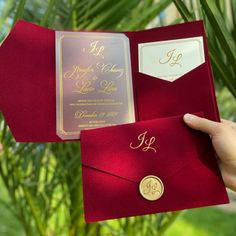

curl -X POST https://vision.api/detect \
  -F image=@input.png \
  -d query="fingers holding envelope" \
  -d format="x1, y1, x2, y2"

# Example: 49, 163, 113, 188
183, 113, 236, 192
183, 113, 221, 135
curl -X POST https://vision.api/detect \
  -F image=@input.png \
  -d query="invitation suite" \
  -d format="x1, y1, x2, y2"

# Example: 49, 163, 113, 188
0, 20, 229, 222
55, 32, 135, 139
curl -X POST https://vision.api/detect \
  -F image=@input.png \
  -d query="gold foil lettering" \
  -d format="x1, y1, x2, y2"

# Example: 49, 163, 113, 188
74, 110, 98, 119
130, 131, 157, 153
74, 80, 95, 94
84, 40, 105, 58
64, 65, 94, 80
98, 80, 117, 94
159, 49, 182, 67
96, 62, 124, 78
106, 111, 118, 117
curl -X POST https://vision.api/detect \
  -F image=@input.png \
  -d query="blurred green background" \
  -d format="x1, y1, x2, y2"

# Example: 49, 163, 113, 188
0, 0, 236, 236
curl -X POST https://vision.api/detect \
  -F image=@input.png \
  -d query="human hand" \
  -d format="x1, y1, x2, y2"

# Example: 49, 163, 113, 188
183, 113, 236, 192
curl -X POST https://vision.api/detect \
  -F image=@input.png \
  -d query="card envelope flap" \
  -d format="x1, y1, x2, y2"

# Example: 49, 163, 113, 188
0, 20, 61, 141
80, 113, 221, 184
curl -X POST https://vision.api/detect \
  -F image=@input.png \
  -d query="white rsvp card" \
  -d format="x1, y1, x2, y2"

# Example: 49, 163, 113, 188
138, 36, 205, 82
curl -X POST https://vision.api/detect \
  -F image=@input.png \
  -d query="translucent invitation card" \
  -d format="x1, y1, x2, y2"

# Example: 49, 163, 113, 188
56, 32, 135, 139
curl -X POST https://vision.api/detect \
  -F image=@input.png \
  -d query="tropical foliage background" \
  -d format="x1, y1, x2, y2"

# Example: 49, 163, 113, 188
0, 0, 236, 236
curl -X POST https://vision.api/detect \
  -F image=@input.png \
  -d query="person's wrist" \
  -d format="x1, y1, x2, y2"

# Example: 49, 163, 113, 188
219, 162, 236, 192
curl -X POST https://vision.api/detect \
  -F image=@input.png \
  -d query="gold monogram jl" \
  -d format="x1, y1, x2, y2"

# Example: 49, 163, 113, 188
129, 131, 157, 153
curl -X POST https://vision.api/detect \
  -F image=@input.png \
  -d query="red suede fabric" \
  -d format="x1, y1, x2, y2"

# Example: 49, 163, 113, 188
0, 20, 219, 142
80, 113, 229, 222
0, 21, 229, 222
0, 20, 60, 141
126, 21, 219, 123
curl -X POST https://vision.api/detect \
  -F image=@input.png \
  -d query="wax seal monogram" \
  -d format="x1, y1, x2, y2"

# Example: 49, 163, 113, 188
129, 131, 157, 153
139, 175, 164, 201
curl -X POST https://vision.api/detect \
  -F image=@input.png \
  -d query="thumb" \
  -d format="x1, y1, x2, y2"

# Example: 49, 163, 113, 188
183, 113, 221, 135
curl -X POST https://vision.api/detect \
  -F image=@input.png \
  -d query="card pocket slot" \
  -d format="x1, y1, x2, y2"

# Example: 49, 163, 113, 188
133, 62, 219, 122
134, 61, 208, 84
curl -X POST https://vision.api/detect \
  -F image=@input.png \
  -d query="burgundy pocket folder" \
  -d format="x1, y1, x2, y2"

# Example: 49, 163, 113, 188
0, 20, 219, 142
0, 20, 229, 222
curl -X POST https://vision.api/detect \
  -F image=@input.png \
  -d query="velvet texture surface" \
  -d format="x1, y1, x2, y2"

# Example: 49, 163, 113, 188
80, 114, 228, 222
0, 20, 229, 222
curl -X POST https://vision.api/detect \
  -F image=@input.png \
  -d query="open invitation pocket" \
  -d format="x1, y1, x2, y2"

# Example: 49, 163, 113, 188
0, 19, 220, 142
133, 61, 219, 122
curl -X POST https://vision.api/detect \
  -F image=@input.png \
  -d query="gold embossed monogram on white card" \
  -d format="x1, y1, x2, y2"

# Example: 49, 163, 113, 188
56, 32, 135, 139
138, 36, 205, 82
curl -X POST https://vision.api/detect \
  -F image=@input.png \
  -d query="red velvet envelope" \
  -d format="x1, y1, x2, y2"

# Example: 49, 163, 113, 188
0, 20, 219, 142
80, 113, 228, 222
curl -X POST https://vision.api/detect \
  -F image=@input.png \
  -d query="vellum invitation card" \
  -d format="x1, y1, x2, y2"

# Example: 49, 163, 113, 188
138, 36, 205, 82
56, 32, 135, 139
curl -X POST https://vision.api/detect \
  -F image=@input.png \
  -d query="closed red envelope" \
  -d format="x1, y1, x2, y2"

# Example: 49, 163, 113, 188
0, 20, 219, 142
80, 113, 229, 222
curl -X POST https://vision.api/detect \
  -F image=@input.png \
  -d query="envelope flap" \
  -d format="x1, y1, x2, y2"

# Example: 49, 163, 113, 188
80, 113, 211, 183
0, 20, 61, 141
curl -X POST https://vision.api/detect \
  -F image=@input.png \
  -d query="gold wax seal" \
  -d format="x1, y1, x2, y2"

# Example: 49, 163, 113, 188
139, 175, 164, 201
